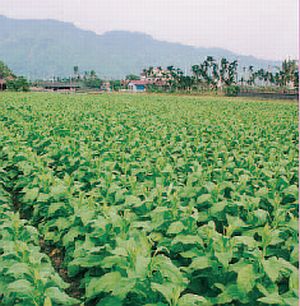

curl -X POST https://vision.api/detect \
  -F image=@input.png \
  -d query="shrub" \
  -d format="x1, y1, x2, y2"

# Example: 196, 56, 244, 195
7, 76, 30, 92
225, 85, 240, 97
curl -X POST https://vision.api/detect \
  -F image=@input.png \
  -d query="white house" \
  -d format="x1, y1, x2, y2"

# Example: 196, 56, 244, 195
128, 80, 149, 92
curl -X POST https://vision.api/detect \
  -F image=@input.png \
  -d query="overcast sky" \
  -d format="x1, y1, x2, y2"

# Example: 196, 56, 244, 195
0, 0, 298, 60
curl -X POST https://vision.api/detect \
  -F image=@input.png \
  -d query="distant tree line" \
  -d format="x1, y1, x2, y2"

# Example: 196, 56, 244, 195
140, 57, 298, 95
41, 58, 299, 94
0, 58, 298, 94
47, 66, 103, 89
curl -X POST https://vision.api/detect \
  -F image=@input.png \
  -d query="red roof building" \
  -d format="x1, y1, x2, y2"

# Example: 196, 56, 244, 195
129, 80, 150, 86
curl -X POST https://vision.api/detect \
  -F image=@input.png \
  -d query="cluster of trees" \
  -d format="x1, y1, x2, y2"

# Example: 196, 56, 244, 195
141, 58, 298, 93
141, 58, 239, 92
0, 60, 30, 91
6, 76, 30, 92
0, 60, 14, 79
242, 60, 298, 89
49, 66, 103, 89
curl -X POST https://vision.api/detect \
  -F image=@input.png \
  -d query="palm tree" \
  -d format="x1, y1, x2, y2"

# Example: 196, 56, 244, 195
247, 66, 255, 86
268, 72, 275, 86
192, 65, 203, 90
142, 68, 148, 78
206, 56, 215, 63
90, 70, 97, 79
256, 69, 265, 86
219, 58, 229, 89
212, 62, 220, 90
183, 75, 194, 92
148, 66, 154, 77
202, 56, 216, 90
228, 60, 238, 85
191, 65, 200, 78
281, 59, 297, 87
73, 66, 79, 79
165, 66, 176, 91
274, 71, 283, 87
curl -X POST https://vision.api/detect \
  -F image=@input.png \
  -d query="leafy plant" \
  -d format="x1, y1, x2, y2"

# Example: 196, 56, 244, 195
0, 92, 298, 305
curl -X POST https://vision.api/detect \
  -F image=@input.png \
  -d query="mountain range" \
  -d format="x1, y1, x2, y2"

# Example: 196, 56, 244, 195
0, 15, 280, 80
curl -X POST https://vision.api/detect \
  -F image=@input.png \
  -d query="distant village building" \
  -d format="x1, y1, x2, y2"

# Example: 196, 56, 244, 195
128, 80, 148, 92
124, 67, 174, 92
101, 82, 111, 92
0, 79, 6, 91
141, 67, 167, 81
34, 82, 80, 92
140, 67, 173, 86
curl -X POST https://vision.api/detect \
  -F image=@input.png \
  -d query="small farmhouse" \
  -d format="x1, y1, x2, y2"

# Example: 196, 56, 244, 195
128, 80, 148, 92
0, 79, 6, 91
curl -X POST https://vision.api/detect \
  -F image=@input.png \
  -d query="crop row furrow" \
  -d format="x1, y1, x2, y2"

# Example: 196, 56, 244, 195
0, 146, 80, 306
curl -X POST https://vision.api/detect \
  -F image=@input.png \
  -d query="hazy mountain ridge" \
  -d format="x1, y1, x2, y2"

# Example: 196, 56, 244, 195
0, 15, 280, 79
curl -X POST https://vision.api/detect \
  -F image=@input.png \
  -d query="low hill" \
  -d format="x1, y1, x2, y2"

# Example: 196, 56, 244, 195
0, 15, 280, 79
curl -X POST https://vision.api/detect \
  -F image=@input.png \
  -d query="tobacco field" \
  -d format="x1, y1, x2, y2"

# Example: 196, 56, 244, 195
0, 92, 298, 305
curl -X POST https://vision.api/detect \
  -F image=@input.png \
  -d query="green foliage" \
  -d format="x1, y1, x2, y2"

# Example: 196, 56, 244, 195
82, 77, 102, 89
126, 74, 140, 81
0, 60, 14, 79
110, 80, 122, 91
225, 85, 240, 96
0, 185, 78, 305
0, 93, 298, 305
6, 76, 30, 92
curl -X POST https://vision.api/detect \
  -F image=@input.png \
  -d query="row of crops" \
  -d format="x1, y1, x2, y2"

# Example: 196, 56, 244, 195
0, 93, 298, 305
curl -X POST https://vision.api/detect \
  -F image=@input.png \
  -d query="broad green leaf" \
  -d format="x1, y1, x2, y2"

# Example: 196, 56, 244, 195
172, 235, 203, 246
151, 283, 173, 305
44, 296, 52, 306
96, 296, 123, 306
167, 221, 185, 234
257, 294, 285, 305
45, 287, 79, 305
253, 209, 268, 225
210, 201, 227, 214
86, 272, 122, 298
151, 282, 184, 305
134, 254, 151, 278
23, 187, 39, 202
237, 264, 255, 293
48, 202, 66, 215
262, 257, 297, 283
125, 195, 143, 207
7, 263, 31, 277
232, 236, 257, 249
178, 294, 211, 306
50, 184, 67, 197
283, 185, 298, 197
189, 256, 210, 271
86, 272, 135, 299
197, 194, 211, 205
7, 279, 34, 294
215, 251, 232, 268
152, 255, 187, 285
62, 226, 83, 246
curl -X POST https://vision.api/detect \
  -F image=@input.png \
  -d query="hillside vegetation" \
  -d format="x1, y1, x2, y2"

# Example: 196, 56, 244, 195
0, 15, 280, 79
